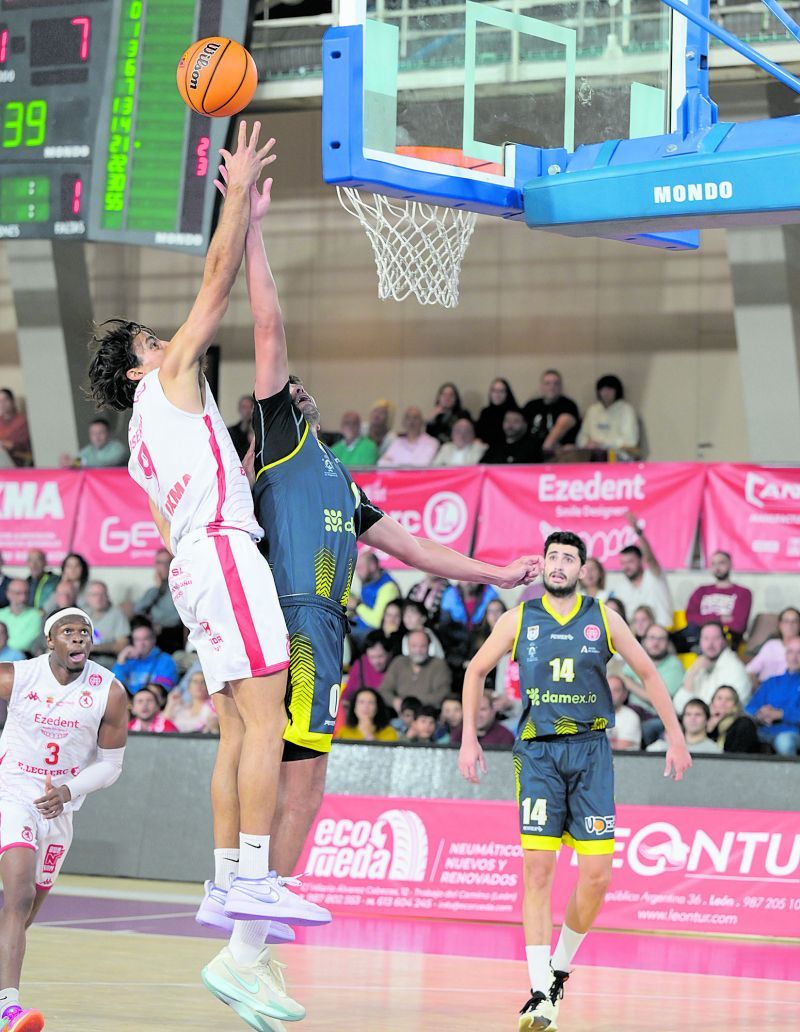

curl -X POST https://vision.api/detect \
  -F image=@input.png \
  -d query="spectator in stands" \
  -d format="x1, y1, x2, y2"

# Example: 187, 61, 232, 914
391, 695, 421, 736
522, 369, 580, 458
331, 410, 378, 468
579, 557, 608, 601
433, 418, 487, 466
706, 685, 760, 754
607, 675, 642, 751
164, 671, 219, 734
400, 600, 445, 659
438, 696, 463, 741
746, 607, 800, 687
113, 620, 178, 696
350, 551, 400, 638
227, 394, 255, 461
745, 637, 800, 755
41, 579, 78, 619
621, 623, 685, 745
673, 621, 751, 712
0, 622, 24, 663
469, 599, 509, 694
378, 406, 440, 467
128, 685, 179, 734
0, 579, 42, 653
403, 704, 440, 743
0, 388, 32, 466
344, 631, 393, 701
480, 408, 540, 464
131, 548, 183, 653
426, 383, 471, 444
631, 605, 656, 642
684, 551, 752, 648
335, 687, 399, 742
441, 581, 500, 633
59, 417, 127, 468
449, 691, 514, 747
0, 552, 10, 609
380, 599, 404, 655
26, 550, 59, 610
84, 580, 131, 666
604, 597, 627, 622
406, 575, 448, 626
364, 398, 396, 458
612, 513, 674, 627
649, 698, 720, 754
577, 374, 639, 457
475, 378, 519, 451
60, 553, 90, 607
379, 629, 452, 711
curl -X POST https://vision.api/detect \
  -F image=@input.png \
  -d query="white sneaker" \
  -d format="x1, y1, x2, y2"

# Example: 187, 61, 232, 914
518, 990, 557, 1031
225, 874, 331, 926
201, 945, 305, 1024
196, 881, 296, 944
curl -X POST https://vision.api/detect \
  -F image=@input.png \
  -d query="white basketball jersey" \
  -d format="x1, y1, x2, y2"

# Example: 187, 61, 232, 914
0, 655, 114, 811
128, 369, 262, 554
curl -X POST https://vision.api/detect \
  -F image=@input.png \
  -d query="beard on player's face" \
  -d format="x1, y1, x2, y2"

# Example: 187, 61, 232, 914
290, 383, 321, 427
543, 571, 580, 597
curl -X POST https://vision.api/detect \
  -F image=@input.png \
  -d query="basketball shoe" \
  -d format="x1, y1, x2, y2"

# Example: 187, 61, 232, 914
0, 1007, 44, 1032
196, 881, 296, 943
225, 873, 331, 926
518, 967, 569, 1031
202, 945, 305, 1026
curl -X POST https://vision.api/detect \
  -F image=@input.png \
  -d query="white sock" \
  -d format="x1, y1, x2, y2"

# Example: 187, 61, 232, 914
214, 848, 240, 889
229, 920, 270, 966
551, 924, 587, 972
0, 988, 20, 1014
239, 833, 270, 880
525, 945, 551, 994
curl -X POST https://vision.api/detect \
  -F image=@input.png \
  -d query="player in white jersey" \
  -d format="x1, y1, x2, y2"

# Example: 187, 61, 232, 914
87, 122, 327, 1031
0, 607, 128, 1032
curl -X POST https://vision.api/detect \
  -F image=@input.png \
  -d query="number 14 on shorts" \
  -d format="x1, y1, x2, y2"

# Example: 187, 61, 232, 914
521, 797, 548, 826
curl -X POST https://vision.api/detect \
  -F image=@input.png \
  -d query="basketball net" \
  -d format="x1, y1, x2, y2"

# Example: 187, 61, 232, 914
337, 187, 477, 308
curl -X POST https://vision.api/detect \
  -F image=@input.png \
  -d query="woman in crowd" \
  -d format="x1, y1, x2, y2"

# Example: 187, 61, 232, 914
706, 685, 761, 753
631, 605, 656, 642
426, 382, 471, 443
60, 553, 91, 607
577, 374, 640, 457
474, 378, 518, 450
605, 597, 628, 623
579, 557, 609, 601
380, 599, 404, 656
0, 388, 32, 467
746, 606, 800, 687
335, 687, 398, 742
164, 671, 219, 734
400, 600, 445, 659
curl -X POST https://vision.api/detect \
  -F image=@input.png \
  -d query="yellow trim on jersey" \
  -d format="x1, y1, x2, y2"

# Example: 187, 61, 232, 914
511, 603, 525, 661
541, 592, 583, 627
598, 599, 616, 654
562, 832, 616, 855
520, 834, 563, 852
256, 422, 309, 480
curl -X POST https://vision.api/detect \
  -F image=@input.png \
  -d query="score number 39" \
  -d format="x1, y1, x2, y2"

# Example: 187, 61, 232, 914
2, 100, 47, 149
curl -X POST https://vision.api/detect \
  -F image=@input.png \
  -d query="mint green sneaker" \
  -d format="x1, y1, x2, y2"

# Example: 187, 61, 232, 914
201, 946, 304, 1026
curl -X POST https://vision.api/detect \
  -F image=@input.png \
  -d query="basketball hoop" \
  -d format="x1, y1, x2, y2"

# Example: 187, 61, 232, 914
336, 187, 477, 309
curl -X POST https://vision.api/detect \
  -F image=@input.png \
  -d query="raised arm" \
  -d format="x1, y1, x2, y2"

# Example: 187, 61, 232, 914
246, 180, 288, 399
162, 122, 276, 383
359, 514, 541, 589
625, 511, 663, 577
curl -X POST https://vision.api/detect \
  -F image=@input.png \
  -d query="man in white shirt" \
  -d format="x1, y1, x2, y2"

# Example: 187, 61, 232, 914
433, 418, 487, 466
648, 698, 721, 755
672, 621, 751, 713
607, 675, 642, 751
611, 512, 674, 628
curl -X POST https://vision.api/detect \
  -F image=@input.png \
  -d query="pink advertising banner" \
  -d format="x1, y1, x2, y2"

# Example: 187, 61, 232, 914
703, 464, 800, 572
0, 470, 83, 565
351, 467, 484, 569
296, 795, 800, 939
474, 463, 706, 570
71, 469, 161, 567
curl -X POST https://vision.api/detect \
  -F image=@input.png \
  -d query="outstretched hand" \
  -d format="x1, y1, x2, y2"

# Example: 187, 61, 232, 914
498, 555, 543, 588
217, 120, 276, 193
214, 162, 274, 223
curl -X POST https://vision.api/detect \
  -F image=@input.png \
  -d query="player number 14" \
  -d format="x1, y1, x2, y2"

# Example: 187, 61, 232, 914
549, 657, 575, 683
521, 797, 548, 826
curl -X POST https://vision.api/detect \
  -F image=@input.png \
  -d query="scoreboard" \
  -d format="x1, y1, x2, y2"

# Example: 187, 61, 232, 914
0, 0, 253, 253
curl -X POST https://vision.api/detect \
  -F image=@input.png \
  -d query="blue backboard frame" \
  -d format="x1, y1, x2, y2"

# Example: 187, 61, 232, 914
323, 0, 800, 250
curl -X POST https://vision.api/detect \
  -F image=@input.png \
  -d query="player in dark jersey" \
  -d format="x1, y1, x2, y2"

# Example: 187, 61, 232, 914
207, 164, 541, 975
459, 531, 691, 1031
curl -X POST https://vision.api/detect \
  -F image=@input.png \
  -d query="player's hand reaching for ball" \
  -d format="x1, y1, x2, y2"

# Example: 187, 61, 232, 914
34, 773, 71, 819
218, 120, 277, 193
214, 163, 275, 224
497, 555, 543, 588
459, 739, 487, 784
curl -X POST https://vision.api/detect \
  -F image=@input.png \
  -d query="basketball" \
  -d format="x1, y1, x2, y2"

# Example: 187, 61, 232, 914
176, 37, 257, 118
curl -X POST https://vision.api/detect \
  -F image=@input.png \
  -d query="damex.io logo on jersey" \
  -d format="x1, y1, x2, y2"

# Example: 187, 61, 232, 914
305, 809, 429, 881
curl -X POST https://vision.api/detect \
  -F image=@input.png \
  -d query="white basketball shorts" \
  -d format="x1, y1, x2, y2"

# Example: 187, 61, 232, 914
0, 797, 73, 891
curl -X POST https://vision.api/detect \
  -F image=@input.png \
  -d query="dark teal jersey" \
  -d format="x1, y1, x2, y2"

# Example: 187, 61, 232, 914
253, 383, 384, 604
512, 594, 616, 739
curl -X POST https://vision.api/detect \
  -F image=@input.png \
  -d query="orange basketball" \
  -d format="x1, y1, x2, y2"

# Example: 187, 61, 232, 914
176, 37, 257, 118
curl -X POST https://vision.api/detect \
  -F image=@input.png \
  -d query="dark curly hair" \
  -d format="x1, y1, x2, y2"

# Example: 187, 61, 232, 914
87, 319, 150, 411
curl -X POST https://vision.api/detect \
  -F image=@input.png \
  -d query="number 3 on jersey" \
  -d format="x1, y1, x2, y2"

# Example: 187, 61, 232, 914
549, 657, 575, 683
521, 797, 548, 826
45, 742, 60, 766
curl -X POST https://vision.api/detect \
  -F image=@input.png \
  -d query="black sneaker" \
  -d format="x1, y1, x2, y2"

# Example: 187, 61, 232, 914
518, 988, 557, 1030
549, 967, 570, 1005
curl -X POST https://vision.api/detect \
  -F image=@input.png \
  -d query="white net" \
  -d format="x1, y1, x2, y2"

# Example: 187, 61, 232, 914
337, 187, 478, 308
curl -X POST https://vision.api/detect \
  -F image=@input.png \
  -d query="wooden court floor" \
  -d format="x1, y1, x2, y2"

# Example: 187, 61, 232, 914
20, 924, 800, 1032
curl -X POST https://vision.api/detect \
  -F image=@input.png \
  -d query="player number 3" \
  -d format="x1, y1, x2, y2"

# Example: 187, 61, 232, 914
45, 741, 60, 766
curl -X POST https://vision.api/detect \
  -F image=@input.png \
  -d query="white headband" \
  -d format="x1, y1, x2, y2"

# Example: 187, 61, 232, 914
44, 607, 95, 639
